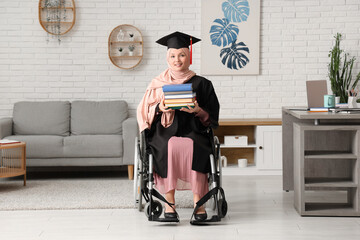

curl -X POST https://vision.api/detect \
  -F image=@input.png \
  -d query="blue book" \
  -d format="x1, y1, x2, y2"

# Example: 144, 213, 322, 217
162, 83, 192, 92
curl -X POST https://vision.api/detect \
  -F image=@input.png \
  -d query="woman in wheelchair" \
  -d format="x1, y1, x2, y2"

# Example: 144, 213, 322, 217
137, 32, 221, 222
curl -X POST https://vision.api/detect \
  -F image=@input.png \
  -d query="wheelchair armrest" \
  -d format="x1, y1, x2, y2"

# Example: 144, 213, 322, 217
140, 129, 148, 161
213, 135, 220, 146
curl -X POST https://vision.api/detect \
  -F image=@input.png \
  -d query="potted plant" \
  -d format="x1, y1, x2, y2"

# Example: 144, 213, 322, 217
129, 32, 134, 41
128, 45, 135, 56
118, 47, 123, 56
328, 33, 360, 103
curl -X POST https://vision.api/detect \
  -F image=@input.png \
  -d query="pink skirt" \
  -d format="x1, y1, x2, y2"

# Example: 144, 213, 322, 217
154, 136, 209, 198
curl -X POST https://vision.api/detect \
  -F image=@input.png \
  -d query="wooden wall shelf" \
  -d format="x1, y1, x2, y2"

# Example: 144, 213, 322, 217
38, 0, 76, 36
111, 56, 143, 59
111, 41, 143, 44
108, 24, 144, 70
40, 7, 74, 10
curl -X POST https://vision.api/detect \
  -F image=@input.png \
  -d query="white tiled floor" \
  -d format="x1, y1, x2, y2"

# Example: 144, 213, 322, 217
1, 175, 360, 240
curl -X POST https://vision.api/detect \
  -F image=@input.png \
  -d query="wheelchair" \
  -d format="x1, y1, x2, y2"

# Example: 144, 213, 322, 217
133, 128, 228, 225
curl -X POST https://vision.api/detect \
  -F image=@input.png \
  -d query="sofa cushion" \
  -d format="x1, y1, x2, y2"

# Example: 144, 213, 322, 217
63, 135, 122, 158
13, 101, 70, 136
6, 135, 65, 158
71, 101, 128, 135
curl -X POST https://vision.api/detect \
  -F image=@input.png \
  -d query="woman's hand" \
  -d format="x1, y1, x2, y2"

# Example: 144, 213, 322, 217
159, 97, 173, 113
180, 101, 200, 114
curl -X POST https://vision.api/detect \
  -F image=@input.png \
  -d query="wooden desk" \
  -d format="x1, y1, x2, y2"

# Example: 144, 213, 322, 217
282, 106, 360, 191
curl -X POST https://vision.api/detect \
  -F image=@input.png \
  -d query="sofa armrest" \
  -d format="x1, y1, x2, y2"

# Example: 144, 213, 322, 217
122, 117, 139, 165
0, 117, 13, 139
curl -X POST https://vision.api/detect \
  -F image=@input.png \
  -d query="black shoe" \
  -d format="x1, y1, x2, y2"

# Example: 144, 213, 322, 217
194, 212, 207, 221
164, 212, 177, 219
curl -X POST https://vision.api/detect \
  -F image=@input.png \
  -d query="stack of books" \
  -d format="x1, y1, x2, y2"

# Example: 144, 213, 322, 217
162, 83, 196, 110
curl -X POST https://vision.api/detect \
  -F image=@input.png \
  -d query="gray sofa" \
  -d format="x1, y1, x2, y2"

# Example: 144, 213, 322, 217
0, 101, 138, 179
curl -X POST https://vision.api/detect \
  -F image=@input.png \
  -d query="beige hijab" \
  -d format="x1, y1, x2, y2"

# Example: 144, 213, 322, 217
137, 48, 195, 132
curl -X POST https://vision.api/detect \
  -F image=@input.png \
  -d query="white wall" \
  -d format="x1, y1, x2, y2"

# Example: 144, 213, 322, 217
1, 0, 360, 118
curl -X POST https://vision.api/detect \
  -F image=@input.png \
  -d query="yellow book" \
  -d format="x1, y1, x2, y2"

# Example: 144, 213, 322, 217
164, 98, 195, 104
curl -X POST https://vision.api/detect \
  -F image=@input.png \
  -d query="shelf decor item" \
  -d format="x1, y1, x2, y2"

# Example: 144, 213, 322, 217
108, 24, 143, 69
118, 47, 124, 56
128, 45, 135, 56
117, 29, 125, 41
328, 33, 360, 103
224, 135, 248, 146
38, 0, 76, 44
129, 32, 134, 41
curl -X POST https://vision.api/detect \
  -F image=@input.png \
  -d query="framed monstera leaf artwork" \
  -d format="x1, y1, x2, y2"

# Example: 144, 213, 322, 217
201, 0, 260, 75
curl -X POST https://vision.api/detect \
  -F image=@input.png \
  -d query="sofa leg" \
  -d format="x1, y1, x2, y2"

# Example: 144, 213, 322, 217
128, 165, 134, 180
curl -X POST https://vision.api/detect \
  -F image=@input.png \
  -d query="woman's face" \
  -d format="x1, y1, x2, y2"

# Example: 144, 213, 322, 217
168, 48, 189, 71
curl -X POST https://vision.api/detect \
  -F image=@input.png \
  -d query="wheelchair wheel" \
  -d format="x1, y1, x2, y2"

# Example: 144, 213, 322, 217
144, 200, 163, 219
218, 198, 228, 218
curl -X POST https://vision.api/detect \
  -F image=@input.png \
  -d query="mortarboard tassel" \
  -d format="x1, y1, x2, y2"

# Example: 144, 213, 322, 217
190, 37, 192, 65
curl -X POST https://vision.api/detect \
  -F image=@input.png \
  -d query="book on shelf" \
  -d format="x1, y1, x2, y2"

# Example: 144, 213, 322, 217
162, 83, 192, 92
0, 139, 21, 145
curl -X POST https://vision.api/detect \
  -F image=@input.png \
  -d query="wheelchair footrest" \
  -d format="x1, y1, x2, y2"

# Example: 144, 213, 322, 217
148, 216, 180, 223
190, 215, 221, 225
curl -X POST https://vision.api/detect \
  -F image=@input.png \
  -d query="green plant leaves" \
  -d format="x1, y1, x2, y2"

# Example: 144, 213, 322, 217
328, 33, 359, 103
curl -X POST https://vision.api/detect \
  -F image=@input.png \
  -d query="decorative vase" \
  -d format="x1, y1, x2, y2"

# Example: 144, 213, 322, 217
129, 51, 134, 56
117, 29, 125, 41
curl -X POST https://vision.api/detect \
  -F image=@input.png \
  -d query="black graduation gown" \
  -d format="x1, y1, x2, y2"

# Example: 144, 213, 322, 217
146, 75, 220, 178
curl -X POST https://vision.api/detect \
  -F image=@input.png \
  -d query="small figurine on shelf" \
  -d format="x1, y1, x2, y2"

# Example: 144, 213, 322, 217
117, 29, 125, 41
128, 45, 135, 56
129, 32, 134, 41
118, 47, 124, 56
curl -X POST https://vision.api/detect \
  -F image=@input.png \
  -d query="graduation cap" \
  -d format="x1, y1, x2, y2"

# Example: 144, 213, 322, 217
156, 31, 201, 64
